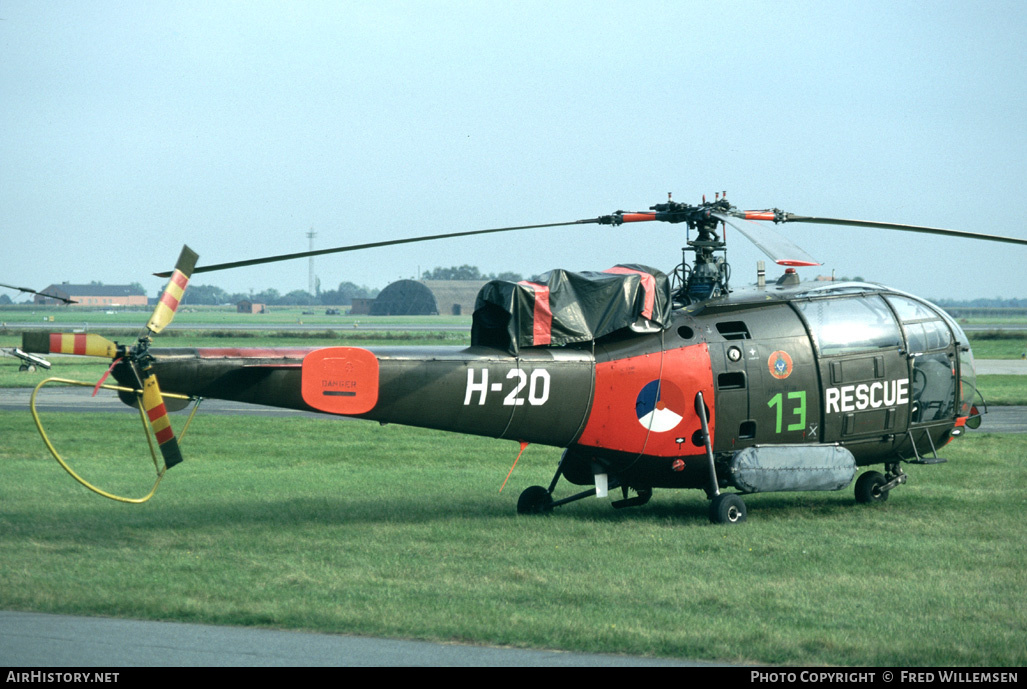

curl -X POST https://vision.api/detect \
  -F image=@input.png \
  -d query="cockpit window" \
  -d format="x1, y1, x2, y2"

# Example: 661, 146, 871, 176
886, 294, 959, 422
904, 320, 952, 352
957, 348, 978, 417
796, 295, 902, 356
885, 295, 953, 352
887, 295, 940, 321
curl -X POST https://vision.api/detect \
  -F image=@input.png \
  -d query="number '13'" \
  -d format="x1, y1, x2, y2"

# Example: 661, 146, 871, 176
768, 391, 806, 434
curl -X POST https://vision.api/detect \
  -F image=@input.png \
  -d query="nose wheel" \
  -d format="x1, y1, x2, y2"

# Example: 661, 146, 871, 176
854, 470, 889, 503
855, 463, 908, 504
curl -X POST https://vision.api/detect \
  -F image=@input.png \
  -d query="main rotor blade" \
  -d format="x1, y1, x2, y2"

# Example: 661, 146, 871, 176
156, 220, 596, 277
714, 213, 820, 267
0, 282, 77, 304
779, 214, 1027, 246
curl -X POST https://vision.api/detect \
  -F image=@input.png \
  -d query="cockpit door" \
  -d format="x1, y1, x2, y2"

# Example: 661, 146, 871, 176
794, 295, 909, 460
885, 295, 958, 425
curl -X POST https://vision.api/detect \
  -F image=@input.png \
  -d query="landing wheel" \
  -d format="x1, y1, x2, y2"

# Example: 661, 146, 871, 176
19, 364, 36, 372
709, 493, 747, 524
517, 485, 554, 515
855, 471, 889, 504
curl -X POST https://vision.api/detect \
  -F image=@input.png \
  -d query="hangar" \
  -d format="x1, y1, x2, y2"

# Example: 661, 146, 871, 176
369, 279, 486, 316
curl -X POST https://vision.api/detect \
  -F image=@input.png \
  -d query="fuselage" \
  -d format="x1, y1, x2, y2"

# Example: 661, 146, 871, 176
133, 281, 976, 492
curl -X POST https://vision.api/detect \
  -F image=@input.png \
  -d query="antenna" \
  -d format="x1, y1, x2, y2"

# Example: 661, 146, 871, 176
306, 229, 317, 295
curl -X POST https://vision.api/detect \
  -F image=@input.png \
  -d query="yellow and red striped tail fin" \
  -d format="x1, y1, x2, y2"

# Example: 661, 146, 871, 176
141, 372, 183, 469
147, 245, 198, 335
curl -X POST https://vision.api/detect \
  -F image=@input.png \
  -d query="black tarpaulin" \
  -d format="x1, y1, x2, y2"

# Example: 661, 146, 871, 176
471, 264, 671, 354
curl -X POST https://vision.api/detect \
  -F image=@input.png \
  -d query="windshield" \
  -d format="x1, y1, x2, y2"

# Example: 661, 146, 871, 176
795, 295, 902, 356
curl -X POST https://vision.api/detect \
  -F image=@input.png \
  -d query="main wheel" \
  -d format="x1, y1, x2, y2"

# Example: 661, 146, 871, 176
517, 485, 554, 515
855, 471, 889, 504
709, 493, 747, 524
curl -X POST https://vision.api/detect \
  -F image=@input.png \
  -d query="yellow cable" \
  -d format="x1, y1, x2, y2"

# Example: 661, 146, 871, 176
30, 377, 195, 504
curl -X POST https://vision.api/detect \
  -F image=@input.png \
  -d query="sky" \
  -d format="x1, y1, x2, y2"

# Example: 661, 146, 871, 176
2, 0, 1025, 304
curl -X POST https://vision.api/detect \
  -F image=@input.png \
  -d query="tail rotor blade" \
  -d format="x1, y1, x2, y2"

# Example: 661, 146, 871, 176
140, 371, 183, 469
147, 246, 198, 334
22, 332, 119, 358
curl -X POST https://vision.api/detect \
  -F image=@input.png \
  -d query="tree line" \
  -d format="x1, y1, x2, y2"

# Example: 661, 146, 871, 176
180, 266, 531, 306
421, 265, 526, 282
1, 267, 535, 307
181, 282, 380, 306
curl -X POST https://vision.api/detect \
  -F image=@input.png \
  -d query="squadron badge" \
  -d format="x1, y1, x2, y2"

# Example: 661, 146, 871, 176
768, 350, 793, 380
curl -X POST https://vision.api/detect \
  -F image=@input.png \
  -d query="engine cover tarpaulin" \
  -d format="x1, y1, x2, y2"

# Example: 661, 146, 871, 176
471, 264, 671, 354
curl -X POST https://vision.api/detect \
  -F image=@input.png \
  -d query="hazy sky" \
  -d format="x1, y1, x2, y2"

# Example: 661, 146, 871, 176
2, 0, 1025, 304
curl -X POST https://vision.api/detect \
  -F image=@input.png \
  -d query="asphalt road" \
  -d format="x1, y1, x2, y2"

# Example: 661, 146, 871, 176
975, 359, 1027, 374
0, 610, 715, 667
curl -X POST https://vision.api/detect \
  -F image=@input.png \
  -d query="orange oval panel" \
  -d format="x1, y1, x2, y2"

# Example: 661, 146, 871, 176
301, 347, 379, 415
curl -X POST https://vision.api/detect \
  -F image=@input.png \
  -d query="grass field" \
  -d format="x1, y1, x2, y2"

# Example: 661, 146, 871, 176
966, 331, 1027, 360
0, 305, 471, 328
0, 409, 1024, 666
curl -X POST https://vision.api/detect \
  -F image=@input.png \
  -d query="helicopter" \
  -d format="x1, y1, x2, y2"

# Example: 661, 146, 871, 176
20, 194, 1027, 522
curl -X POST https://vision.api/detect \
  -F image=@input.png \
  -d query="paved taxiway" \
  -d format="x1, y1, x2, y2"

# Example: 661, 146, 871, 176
0, 611, 713, 667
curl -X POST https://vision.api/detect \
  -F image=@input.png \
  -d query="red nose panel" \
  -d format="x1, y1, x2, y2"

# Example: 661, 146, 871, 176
302, 347, 379, 415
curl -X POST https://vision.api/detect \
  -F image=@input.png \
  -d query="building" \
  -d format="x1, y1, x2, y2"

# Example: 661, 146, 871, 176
349, 298, 375, 315
236, 300, 268, 314
34, 283, 148, 307
369, 279, 487, 316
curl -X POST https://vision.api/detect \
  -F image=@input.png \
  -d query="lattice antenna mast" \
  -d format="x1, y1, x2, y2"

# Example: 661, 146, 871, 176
306, 229, 317, 296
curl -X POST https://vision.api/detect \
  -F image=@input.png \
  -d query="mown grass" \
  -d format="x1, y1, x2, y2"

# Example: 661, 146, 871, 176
0, 410, 1024, 666
976, 375, 1027, 406
965, 331, 1027, 359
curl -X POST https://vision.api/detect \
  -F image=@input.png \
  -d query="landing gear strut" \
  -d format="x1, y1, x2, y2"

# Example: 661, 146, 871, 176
516, 453, 653, 515
696, 390, 746, 525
